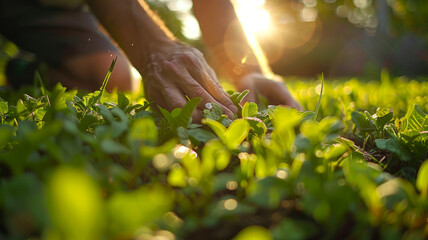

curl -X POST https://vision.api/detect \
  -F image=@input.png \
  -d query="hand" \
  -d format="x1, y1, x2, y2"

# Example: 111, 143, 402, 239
235, 72, 303, 111
141, 43, 238, 121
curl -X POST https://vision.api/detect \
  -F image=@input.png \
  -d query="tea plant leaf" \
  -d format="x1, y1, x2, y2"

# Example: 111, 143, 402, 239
375, 139, 411, 162
229, 90, 249, 115
416, 160, 428, 198
230, 90, 249, 105
242, 102, 258, 118
107, 186, 172, 234
203, 102, 224, 120
87, 57, 117, 107
402, 104, 428, 132
0, 125, 13, 145
187, 128, 216, 144
177, 97, 201, 127
351, 112, 373, 131
314, 74, 324, 121
0, 97, 8, 115
203, 118, 250, 149
47, 167, 104, 240
168, 164, 187, 187
117, 92, 129, 110
158, 106, 176, 131
128, 117, 158, 145
202, 118, 227, 142
223, 119, 250, 150
202, 139, 231, 172
100, 139, 130, 155
245, 117, 267, 137
232, 226, 272, 240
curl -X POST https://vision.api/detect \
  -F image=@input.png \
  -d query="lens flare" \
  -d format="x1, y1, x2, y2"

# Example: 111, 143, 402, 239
232, 0, 276, 79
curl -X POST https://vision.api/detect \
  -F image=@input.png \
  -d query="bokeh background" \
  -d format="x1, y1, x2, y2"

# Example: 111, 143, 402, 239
148, 0, 428, 79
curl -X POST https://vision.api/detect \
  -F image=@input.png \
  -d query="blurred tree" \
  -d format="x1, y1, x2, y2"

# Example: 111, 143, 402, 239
260, 0, 428, 77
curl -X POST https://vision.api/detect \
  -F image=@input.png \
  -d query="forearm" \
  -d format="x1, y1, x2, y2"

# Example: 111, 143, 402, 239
87, 0, 177, 70
192, 0, 262, 83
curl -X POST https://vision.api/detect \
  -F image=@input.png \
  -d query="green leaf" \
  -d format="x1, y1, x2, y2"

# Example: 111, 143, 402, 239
377, 178, 412, 209
416, 160, 428, 198
272, 219, 318, 240
202, 118, 227, 142
402, 104, 428, 132
242, 102, 258, 118
247, 177, 289, 208
107, 186, 172, 235
0, 125, 13, 145
99, 57, 116, 98
376, 112, 393, 129
187, 128, 216, 144
0, 97, 8, 115
128, 117, 158, 145
47, 167, 105, 240
375, 139, 411, 162
203, 118, 250, 149
100, 139, 130, 154
233, 226, 272, 240
167, 164, 187, 187
203, 102, 224, 120
314, 74, 324, 121
230, 90, 249, 105
110, 107, 129, 138
351, 111, 374, 131
117, 92, 130, 110
245, 117, 267, 137
96, 104, 114, 122
224, 119, 250, 149
159, 106, 178, 131
229, 90, 249, 115
376, 107, 390, 118
177, 97, 201, 127
84, 57, 117, 109
180, 148, 202, 181
271, 107, 301, 151
202, 139, 231, 172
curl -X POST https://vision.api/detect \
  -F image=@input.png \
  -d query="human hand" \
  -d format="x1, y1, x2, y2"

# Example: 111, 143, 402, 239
141, 43, 238, 121
235, 72, 303, 111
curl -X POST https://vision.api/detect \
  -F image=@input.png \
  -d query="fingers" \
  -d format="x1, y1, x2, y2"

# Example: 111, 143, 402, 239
161, 58, 236, 119
187, 64, 237, 113
236, 73, 303, 110
161, 85, 187, 111
144, 60, 234, 122
181, 52, 238, 113
269, 83, 303, 111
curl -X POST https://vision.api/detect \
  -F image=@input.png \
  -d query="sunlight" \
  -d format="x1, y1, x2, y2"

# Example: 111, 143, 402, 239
232, 0, 277, 79
235, 5, 272, 33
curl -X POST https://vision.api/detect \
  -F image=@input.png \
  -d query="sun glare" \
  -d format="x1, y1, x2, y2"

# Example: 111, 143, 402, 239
234, 0, 272, 33
232, 0, 276, 79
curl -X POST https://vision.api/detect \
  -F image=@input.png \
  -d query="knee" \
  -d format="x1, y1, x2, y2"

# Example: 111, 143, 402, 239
61, 52, 140, 92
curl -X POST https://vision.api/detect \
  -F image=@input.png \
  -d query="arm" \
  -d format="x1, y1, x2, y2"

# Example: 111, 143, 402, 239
192, 0, 302, 110
87, 0, 237, 119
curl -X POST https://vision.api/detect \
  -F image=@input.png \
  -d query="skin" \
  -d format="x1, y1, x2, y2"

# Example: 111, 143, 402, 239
193, 0, 302, 110
81, 0, 302, 119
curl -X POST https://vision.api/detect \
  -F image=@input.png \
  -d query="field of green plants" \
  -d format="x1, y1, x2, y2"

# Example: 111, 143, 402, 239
0, 68, 427, 239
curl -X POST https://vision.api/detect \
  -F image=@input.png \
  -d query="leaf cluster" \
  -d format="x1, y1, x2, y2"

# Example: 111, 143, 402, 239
0, 72, 427, 240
